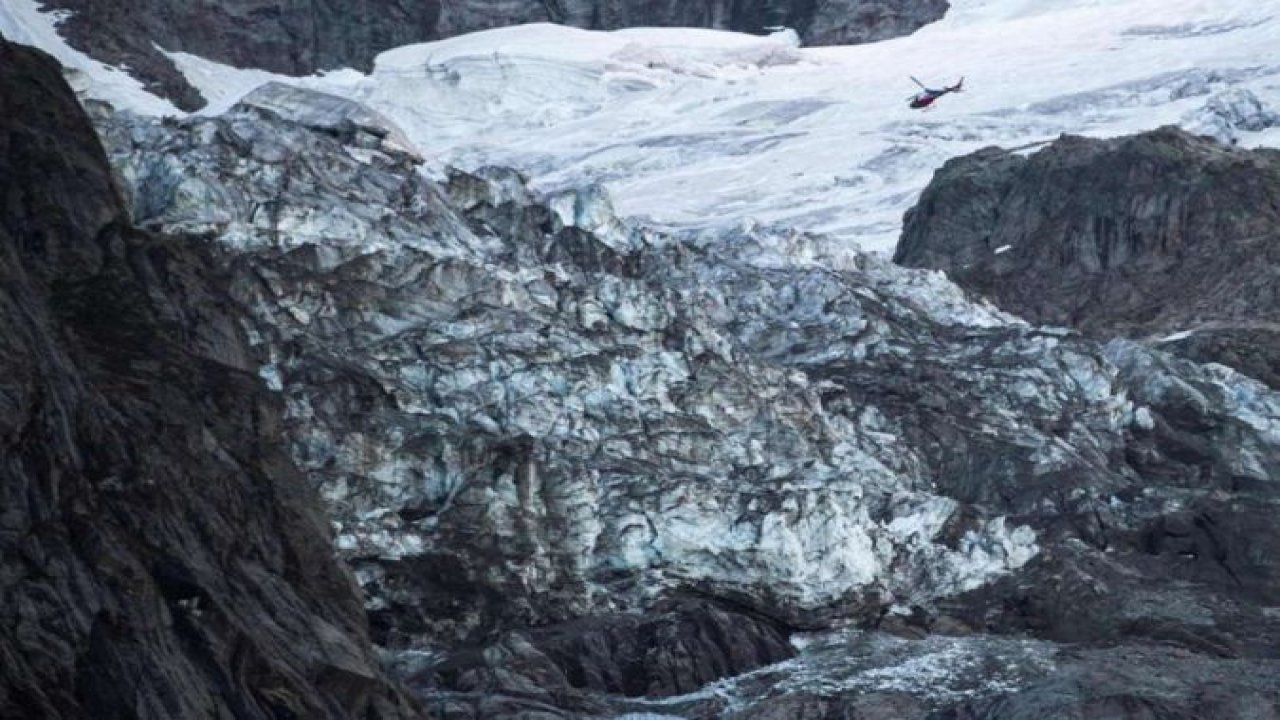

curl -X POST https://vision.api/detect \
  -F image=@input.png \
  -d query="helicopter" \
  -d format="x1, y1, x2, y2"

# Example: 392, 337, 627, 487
908, 76, 964, 109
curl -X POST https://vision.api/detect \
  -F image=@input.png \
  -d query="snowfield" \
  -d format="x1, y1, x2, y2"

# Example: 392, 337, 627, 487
4, 0, 1280, 254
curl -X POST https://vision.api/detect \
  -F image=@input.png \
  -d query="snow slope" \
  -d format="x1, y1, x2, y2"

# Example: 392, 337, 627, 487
330, 0, 1280, 254
6, 0, 1280, 253
0, 0, 178, 115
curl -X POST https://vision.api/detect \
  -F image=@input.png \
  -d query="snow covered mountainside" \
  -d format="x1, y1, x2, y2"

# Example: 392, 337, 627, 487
5, 0, 1280, 718
346, 0, 1280, 255
5, 0, 1280, 252
12, 0, 948, 110
193, 0, 1280, 253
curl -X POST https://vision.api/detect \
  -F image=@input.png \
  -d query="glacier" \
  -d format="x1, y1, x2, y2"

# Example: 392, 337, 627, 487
6, 0, 1280, 716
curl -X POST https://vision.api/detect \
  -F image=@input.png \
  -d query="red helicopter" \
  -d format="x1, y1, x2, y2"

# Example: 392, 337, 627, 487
908, 76, 964, 109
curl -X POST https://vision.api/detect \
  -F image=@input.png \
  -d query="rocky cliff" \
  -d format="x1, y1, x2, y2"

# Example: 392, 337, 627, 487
0, 39, 411, 720
40, 0, 947, 110
885, 125, 1280, 719
94, 85, 1280, 717
896, 126, 1280, 389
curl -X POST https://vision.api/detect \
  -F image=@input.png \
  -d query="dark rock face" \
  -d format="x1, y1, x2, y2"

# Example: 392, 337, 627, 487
756, 0, 950, 47
896, 126, 1280, 388
935, 342, 1280, 657
518, 600, 794, 698
0, 40, 410, 719
40, 0, 947, 110
415, 600, 794, 715
895, 126, 1280, 719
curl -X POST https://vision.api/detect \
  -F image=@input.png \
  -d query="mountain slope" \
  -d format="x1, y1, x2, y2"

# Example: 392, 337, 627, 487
0, 39, 411, 720
5, 0, 1280, 716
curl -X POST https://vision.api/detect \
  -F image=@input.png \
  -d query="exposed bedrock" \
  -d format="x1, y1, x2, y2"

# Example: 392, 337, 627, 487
92, 84, 1280, 714
896, 126, 1280, 389
39, 0, 948, 110
0, 40, 411, 720
893, 124, 1280, 719
409, 599, 795, 716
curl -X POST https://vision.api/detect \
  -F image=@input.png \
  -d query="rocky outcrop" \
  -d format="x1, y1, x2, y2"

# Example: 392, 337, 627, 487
93, 85, 1280, 716
0, 40, 411, 719
935, 338, 1280, 653
891, 125, 1280, 719
896, 126, 1280, 388
39, 0, 948, 110
411, 599, 794, 716
766, 0, 949, 47
518, 600, 792, 698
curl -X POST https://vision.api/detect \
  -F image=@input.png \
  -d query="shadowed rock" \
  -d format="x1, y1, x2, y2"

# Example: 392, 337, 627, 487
416, 599, 793, 713
0, 38, 412, 719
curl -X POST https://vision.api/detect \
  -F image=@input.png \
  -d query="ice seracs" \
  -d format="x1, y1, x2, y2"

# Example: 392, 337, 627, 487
1183, 88, 1280, 145
99, 88, 1280, 676
95, 96, 1065, 642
